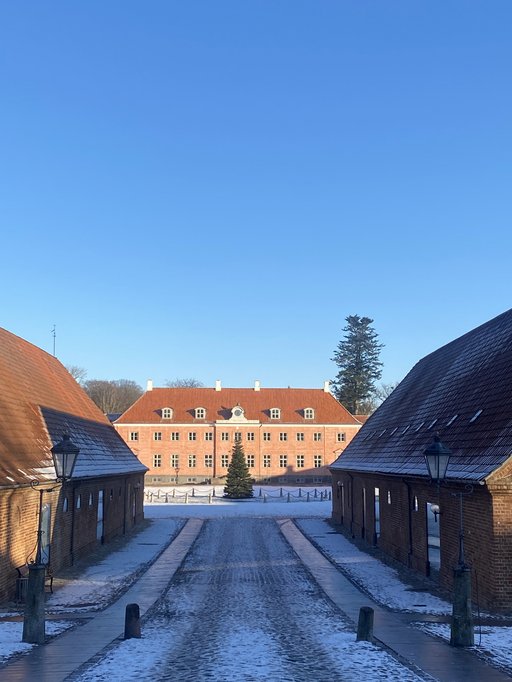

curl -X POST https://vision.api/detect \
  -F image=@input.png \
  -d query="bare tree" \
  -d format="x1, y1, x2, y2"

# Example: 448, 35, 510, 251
83, 379, 143, 414
165, 378, 204, 388
66, 365, 87, 384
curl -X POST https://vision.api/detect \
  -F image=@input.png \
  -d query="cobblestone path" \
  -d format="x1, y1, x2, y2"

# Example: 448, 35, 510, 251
152, 518, 422, 682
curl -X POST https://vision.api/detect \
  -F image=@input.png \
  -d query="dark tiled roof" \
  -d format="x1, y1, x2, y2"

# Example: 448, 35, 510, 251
42, 408, 146, 479
116, 387, 359, 425
0, 327, 145, 485
331, 309, 512, 482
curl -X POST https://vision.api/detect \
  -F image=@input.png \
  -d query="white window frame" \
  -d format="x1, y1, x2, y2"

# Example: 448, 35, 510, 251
162, 407, 173, 419
270, 408, 281, 420
195, 407, 206, 419
304, 408, 314, 419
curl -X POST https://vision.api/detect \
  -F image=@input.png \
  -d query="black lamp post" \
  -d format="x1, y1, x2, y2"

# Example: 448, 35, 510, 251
423, 435, 474, 647
22, 434, 79, 644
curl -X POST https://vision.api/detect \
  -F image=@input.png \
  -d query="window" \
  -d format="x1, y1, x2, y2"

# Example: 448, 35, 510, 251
337, 432, 346, 442
247, 432, 255, 441
162, 407, 173, 419
221, 454, 229, 467
153, 454, 162, 468
129, 432, 138, 441
387, 490, 392, 504
89, 493, 93, 506
279, 454, 288, 467
188, 432, 197, 441
204, 432, 213, 441
304, 408, 314, 419
221, 432, 229, 441
270, 408, 281, 419
263, 432, 271, 441
314, 455, 322, 468
205, 454, 213, 467
171, 432, 180, 441
234, 432, 242, 442
413, 495, 419, 512
195, 407, 206, 419
313, 432, 322, 441
246, 454, 255, 468
171, 454, 179, 468
263, 454, 271, 468
63, 497, 68, 512
296, 455, 305, 468
188, 455, 196, 468
296, 432, 304, 441
153, 431, 162, 441
76, 494, 82, 509
279, 432, 288, 441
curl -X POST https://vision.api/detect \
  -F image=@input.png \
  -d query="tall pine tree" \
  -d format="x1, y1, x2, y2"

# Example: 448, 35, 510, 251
223, 440, 254, 499
331, 315, 383, 414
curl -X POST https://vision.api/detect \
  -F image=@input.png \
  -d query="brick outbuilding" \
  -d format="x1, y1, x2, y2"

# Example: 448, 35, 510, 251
0, 328, 147, 601
331, 309, 512, 612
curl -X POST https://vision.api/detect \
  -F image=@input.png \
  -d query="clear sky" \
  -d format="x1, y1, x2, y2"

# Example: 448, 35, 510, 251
1, 1, 510, 390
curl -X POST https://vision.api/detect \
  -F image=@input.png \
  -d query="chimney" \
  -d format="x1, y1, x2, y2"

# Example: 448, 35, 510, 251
254, 380, 261, 392
323, 380, 330, 393
215, 380, 222, 392
147, 379, 153, 392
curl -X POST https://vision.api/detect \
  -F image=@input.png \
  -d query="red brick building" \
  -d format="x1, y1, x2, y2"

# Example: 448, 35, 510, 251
0, 328, 147, 601
331, 309, 512, 612
115, 381, 361, 485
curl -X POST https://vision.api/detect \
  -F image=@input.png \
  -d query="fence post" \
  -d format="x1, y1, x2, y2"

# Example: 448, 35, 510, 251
263, 494, 267, 503
329, 491, 332, 501
173, 488, 175, 497
208, 493, 212, 504
185, 492, 189, 504
259, 488, 262, 497
299, 488, 302, 497
213, 488, 216, 497
307, 491, 310, 502
192, 488, 195, 497
314, 488, 318, 498
287, 492, 290, 503
280, 487, 283, 497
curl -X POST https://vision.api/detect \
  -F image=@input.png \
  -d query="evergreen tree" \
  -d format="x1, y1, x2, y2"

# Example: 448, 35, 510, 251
223, 441, 254, 499
331, 315, 383, 414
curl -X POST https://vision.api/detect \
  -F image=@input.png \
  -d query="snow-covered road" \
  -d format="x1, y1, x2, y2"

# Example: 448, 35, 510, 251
77, 518, 422, 681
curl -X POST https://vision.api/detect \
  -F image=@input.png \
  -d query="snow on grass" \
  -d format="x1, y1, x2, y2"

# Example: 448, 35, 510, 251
416, 622, 512, 675
297, 518, 451, 615
0, 621, 71, 663
47, 517, 184, 612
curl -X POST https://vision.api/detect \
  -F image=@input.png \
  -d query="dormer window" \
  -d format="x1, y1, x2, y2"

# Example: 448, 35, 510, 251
304, 408, 314, 419
270, 408, 281, 420
195, 407, 206, 419
162, 407, 173, 419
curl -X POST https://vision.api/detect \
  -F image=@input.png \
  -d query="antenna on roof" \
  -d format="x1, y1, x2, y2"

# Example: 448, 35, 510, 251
51, 324, 56, 356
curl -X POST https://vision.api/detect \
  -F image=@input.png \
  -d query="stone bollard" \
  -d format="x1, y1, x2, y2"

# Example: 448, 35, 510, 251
124, 603, 141, 639
287, 492, 290, 503
185, 492, 189, 504
314, 488, 318, 498
356, 606, 374, 642
213, 488, 216, 497
299, 488, 302, 497
263, 494, 267, 503
192, 488, 195, 497
208, 493, 212, 504
259, 488, 262, 497
307, 492, 310, 502
280, 487, 283, 497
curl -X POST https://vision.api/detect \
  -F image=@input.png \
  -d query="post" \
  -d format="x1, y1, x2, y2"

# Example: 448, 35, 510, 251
356, 606, 374, 642
22, 565, 46, 643
307, 491, 310, 502
124, 603, 141, 639
450, 491, 474, 646
287, 492, 290, 503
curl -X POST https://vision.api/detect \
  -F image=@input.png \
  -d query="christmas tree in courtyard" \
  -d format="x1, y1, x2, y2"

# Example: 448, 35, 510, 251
223, 440, 254, 499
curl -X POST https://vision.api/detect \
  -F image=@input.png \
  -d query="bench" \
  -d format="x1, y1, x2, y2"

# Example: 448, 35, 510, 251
15, 564, 53, 602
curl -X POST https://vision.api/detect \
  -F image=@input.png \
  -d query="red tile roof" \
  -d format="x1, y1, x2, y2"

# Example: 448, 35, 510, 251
116, 387, 359, 425
0, 327, 145, 485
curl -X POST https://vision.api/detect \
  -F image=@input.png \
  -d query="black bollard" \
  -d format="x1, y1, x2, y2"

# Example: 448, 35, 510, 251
124, 603, 141, 639
356, 606, 374, 642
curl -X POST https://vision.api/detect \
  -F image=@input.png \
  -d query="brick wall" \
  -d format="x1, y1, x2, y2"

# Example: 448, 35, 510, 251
332, 470, 511, 611
0, 472, 145, 601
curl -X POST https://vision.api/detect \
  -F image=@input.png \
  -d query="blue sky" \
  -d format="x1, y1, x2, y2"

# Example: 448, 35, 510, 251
1, 1, 510, 390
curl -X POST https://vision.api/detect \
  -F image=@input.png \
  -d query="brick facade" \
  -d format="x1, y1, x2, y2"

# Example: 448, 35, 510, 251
0, 473, 144, 601
115, 382, 362, 485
